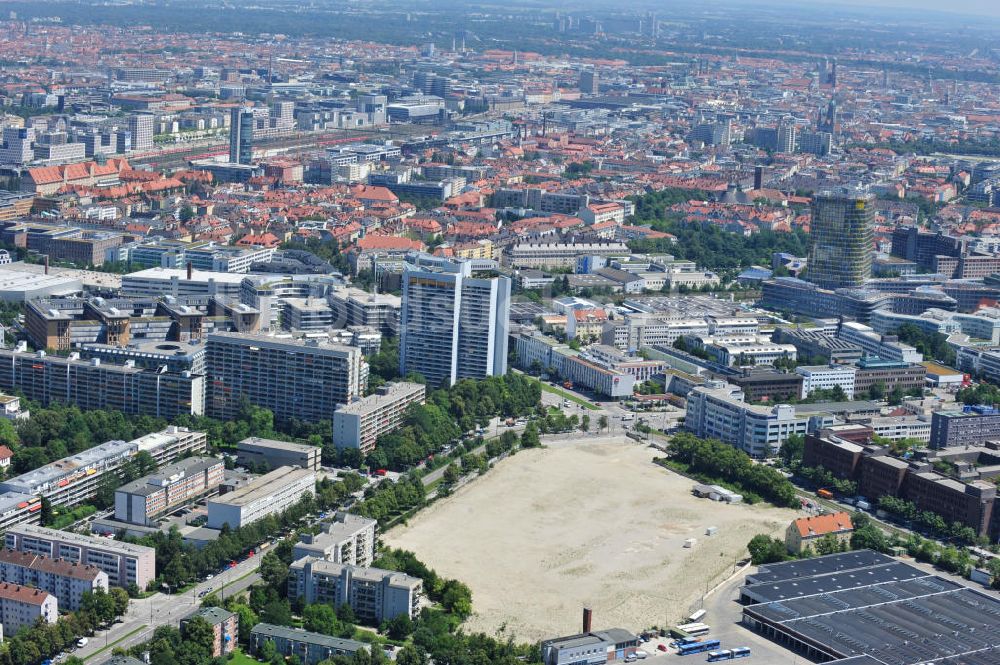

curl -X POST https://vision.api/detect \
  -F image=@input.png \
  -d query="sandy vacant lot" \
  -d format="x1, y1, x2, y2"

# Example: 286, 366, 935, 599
386, 438, 800, 642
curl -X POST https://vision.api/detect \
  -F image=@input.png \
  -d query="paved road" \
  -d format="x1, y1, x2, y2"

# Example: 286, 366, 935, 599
73, 554, 263, 661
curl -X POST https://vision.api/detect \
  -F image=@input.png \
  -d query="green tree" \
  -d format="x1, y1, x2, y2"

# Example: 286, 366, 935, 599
440, 580, 473, 618
520, 423, 541, 448
304, 603, 342, 635
850, 524, 889, 553
395, 645, 428, 665
778, 433, 805, 466
747, 534, 787, 565
180, 616, 215, 662
598, 415, 609, 432
580, 414, 590, 432
258, 551, 289, 593
40, 495, 53, 525
261, 599, 292, 626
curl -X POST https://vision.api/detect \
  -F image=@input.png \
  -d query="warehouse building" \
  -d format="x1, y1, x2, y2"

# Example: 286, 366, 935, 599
5, 524, 156, 589
0, 549, 108, 611
740, 551, 1000, 664
236, 437, 320, 471
115, 457, 225, 526
206, 466, 316, 529
288, 557, 421, 623
332, 382, 426, 455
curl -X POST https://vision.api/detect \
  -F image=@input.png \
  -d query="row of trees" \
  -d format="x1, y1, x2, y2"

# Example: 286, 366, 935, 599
795, 465, 859, 497
367, 374, 541, 471
877, 495, 980, 545
665, 433, 800, 507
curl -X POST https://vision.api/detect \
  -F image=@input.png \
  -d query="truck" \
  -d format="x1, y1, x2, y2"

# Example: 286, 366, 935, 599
563, 381, 573, 389
817, 488, 835, 500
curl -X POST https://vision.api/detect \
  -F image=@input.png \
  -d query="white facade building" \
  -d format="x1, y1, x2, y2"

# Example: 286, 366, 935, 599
685, 381, 809, 457
796, 365, 857, 399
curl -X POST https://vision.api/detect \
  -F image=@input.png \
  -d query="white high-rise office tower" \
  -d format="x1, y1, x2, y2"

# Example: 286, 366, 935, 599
399, 254, 511, 387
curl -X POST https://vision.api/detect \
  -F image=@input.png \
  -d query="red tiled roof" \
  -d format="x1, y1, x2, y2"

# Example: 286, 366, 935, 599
793, 512, 853, 538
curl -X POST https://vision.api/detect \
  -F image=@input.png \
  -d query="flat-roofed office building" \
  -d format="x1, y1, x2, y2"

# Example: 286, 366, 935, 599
236, 437, 320, 471
206, 466, 316, 529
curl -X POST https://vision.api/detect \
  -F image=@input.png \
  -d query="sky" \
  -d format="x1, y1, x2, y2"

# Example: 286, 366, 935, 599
766, 0, 1000, 19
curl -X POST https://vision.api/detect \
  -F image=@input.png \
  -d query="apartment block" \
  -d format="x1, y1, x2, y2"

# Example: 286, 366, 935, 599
206, 333, 366, 423
0, 583, 57, 634
730, 370, 804, 403
206, 466, 316, 529
0, 427, 206, 512
235, 437, 321, 471
5, 524, 156, 589
115, 457, 225, 526
332, 382, 426, 455
0, 344, 204, 419
685, 381, 808, 457
852, 357, 926, 395
292, 513, 377, 568
182, 606, 239, 657
250, 623, 367, 665
0, 549, 109, 611
288, 558, 421, 623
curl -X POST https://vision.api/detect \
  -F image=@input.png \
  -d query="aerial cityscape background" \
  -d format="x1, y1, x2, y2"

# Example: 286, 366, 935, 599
0, 1, 996, 664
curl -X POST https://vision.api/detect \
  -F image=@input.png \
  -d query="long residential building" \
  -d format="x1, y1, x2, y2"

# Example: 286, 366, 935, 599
250, 623, 367, 665
0, 344, 205, 418
0, 427, 207, 511
5, 524, 157, 589
327, 287, 401, 335
206, 333, 366, 423
292, 513, 377, 568
685, 381, 809, 457
288, 557, 421, 623
332, 382, 426, 455
505, 241, 630, 269
0, 583, 57, 634
206, 466, 316, 529
114, 457, 226, 526
0, 548, 108, 611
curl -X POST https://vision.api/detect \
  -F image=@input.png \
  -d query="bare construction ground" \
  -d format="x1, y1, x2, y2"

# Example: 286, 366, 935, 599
386, 438, 801, 642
